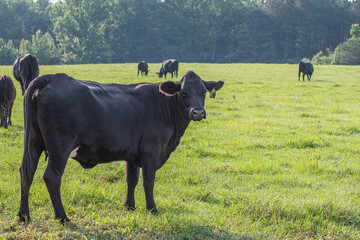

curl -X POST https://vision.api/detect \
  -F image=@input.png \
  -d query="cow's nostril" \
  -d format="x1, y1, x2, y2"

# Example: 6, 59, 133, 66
192, 109, 205, 120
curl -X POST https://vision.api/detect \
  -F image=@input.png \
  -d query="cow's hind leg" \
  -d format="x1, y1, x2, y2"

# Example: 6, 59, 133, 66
0, 105, 4, 127
2, 105, 8, 129
20, 81, 25, 95
18, 137, 43, 222
124, 162, 140, 210
43, 150, 70, 223
8, 102, 14, 126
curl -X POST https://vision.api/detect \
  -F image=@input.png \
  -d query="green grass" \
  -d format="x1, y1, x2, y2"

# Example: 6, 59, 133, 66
1, 63, 360, 239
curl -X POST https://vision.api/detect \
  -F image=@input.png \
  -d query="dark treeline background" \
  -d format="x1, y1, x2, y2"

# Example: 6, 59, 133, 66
0, 0, 359, 64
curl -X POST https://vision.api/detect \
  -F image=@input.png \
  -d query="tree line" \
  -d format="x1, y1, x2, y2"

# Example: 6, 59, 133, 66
0, 0, 359, 65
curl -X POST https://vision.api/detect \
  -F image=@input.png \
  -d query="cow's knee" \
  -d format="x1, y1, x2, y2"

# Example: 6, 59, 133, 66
43, 169, 61, 188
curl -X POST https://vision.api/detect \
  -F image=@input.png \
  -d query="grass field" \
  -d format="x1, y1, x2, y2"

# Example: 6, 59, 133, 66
0, 63, 360, 239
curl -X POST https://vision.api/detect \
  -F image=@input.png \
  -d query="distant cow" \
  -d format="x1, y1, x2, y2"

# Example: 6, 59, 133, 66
298, 61, 314, 81
18, 71, 224, 223
157, 59, 178, 79
0, 75, 16, 128
138, 61, 149, 76
13, 54, 39, 95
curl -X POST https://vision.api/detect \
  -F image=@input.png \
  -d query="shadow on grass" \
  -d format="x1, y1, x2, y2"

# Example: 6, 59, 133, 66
57, 221, 257, 239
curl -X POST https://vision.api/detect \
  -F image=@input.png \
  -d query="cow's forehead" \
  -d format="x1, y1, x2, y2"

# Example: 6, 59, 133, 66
180, 71, 206, 91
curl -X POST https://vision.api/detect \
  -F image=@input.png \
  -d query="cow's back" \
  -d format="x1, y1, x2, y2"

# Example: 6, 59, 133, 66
0, 75, 16, 103
33, 74, 170, 160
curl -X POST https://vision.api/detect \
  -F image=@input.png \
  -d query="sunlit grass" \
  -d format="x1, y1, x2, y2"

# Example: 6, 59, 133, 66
1, 63, 360, 239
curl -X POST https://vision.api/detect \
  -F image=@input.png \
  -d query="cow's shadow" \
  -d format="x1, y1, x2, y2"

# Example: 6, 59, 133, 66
60, 219, 255, 239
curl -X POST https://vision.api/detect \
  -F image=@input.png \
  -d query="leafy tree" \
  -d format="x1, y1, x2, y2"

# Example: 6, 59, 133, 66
0, 1, 25, 46
350, 23, 360, 38
333, 37, 360, 65
311, 49, 334, 65
19, 30, 58, 65
51, 0, 112, 63
230, 5, 275, 63
0, 39, 19, 65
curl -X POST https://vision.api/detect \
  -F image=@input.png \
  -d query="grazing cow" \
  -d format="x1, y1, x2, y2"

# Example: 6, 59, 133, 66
298, 61, 314, 81
157, 59, 179, 79
13, 54, 39, 95
18, 71, 224, 223
0, 75, 16, 129
138, 61, 149, 76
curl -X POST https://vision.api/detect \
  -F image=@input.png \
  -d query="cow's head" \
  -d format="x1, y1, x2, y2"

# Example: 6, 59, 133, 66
159, 71, 224, 121
157, 70, 164, 78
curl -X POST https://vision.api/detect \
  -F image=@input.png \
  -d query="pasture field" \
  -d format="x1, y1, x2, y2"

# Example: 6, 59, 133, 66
0, 63, 360, 239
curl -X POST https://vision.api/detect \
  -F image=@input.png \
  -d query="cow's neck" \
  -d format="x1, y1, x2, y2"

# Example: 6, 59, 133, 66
164, 92, 190, 131
159, 92, 191, 163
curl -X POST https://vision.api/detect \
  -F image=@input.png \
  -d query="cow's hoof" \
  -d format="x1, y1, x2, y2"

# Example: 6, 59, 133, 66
148, 208, 159, 215
18, 213, 31, 223
55, 216, 71, 225
124, 204, 136, 211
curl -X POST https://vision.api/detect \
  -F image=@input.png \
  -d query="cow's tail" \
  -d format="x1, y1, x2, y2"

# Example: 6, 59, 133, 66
20, 76, 50, 197
298, 62, 302, 80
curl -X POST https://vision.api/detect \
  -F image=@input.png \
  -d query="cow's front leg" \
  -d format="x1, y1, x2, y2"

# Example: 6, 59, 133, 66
140, 148, 159, 214
142, 164, 157, 214
124, 162, 139, 210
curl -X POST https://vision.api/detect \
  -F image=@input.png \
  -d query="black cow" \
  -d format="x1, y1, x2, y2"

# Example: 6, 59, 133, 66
13, 54, 39, 95
157, 59, 178, 79
137, 61, 149, 76
298, 61, 314, 81
18, 71, 224, 223
0, 75, 16, 129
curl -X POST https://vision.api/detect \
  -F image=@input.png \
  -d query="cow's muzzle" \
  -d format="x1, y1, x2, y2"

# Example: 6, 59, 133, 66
190, 108, 206, 121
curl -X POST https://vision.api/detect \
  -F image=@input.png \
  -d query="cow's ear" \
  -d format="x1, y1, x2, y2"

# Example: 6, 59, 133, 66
159, 81, 181, 96
203, 80, 224, 98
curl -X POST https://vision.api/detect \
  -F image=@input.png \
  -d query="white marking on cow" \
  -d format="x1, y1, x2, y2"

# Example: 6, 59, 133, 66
69, 147, 80, 158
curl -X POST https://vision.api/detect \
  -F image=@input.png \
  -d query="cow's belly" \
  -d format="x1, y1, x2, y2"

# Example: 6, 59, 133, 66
72, 145, 137, 169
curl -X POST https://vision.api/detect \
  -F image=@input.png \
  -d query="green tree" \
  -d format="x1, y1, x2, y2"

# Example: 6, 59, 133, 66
333, 38, 360, 65
0, 1, 25, 46
350, 23, 360, 38
51, 0, 112, 63
5, 0, 52, 42
311, 48, 334, 65
19, 30, 58, 65
0, 39, 19, 65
